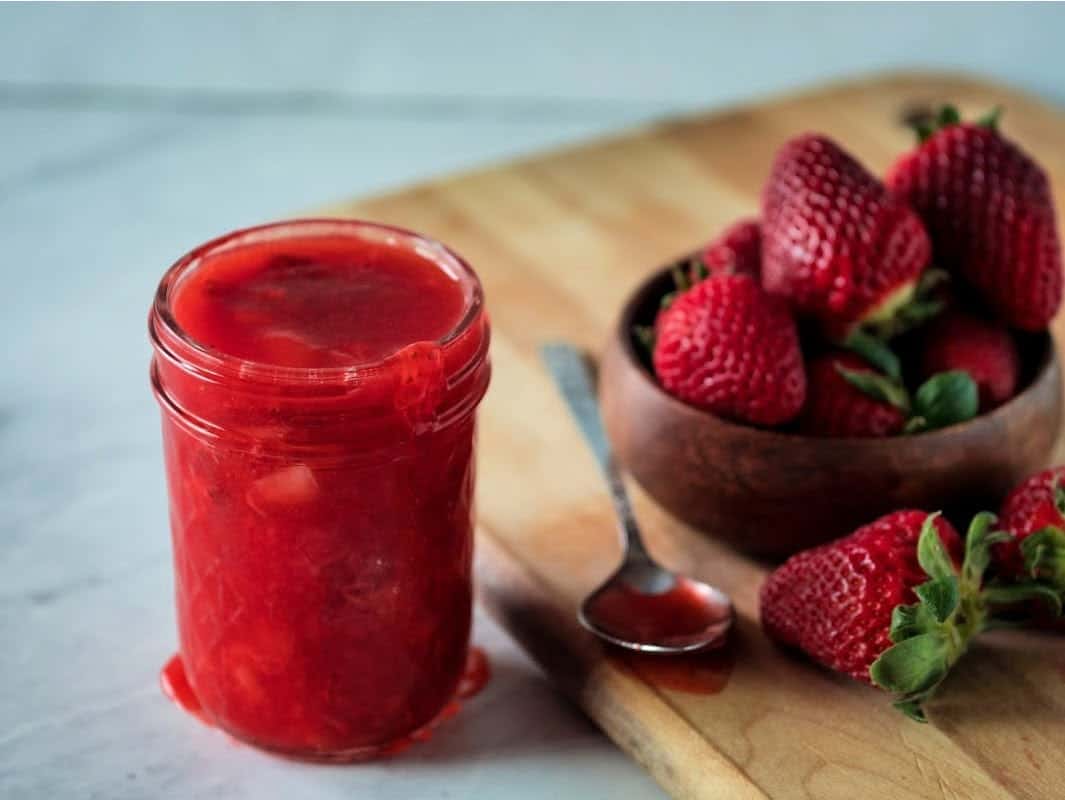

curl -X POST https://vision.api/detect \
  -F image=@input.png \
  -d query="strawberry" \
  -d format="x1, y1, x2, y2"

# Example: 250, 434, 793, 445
799, 352, 908, 437
886, 107, 1063, 331
762, 134, 933, 338
698, 218, 761, 280
919, 311, 1020, 411
761, 510, 1030, 720
652, 274, 805, 426
996, 467, 1065, 591
799, 346, 980, 437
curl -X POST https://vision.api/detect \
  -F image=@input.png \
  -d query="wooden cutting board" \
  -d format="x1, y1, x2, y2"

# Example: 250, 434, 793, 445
324, 73, 1065, 800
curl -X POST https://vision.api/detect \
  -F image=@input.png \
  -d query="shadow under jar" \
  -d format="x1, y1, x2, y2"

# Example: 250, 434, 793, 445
149, 219, 490, 760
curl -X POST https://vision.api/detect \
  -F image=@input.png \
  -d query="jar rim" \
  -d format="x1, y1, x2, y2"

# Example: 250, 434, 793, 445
149, 218, 485, 385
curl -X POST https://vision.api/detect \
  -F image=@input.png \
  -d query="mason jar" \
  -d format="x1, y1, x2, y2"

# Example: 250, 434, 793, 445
149, 219, 490, 760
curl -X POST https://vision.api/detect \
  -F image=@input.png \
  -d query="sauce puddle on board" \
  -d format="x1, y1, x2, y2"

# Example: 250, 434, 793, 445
160, 646, 492, 757
621, 644, 735, 695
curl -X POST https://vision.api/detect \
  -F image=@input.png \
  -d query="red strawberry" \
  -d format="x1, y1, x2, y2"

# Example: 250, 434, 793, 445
886, 108, 1063, 330
920, 311, 1020, 410
799, 352, 907, 437
762, 511, 960, 682
761, 510, 1007, 720
699, 219, 761, 280
801, 338, 983, 437
762, 134, 932, 337
996, 466, 1065, 585
653, 274, 805, 426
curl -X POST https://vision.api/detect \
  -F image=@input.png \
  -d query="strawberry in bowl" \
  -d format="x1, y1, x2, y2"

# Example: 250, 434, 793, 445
652, 273, 806, 427
598, 105, 1064, 557
887, 106, 1063, 331
762, 134, 937, 340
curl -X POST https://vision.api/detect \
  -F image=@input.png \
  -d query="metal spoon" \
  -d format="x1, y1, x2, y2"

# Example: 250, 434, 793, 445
540, 343, 734, 654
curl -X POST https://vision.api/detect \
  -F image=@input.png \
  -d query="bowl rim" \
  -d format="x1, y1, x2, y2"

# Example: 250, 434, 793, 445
613, 263, 1060, 449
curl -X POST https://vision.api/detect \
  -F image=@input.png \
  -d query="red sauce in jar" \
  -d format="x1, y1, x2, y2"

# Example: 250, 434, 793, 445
149, 220, 490, 761
171, 232, 469, 367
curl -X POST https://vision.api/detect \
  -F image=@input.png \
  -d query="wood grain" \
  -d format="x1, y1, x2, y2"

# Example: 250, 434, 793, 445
323, 73, 1065, 799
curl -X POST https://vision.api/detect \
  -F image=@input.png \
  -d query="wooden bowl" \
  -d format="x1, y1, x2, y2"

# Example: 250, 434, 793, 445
600, 267, 1064, 559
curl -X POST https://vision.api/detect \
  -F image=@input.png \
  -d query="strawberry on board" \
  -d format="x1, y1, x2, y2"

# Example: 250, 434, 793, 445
886, 106, 1063, 331
919, 310, 1020, 411
996, 466, 1065, 592
652, 273, 806, 427
762, 134, 935, 339
697, 218, 761, 281
760, 510, 1059, 720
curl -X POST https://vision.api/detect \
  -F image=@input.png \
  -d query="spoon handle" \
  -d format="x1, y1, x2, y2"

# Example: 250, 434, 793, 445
540, 343, 651, 560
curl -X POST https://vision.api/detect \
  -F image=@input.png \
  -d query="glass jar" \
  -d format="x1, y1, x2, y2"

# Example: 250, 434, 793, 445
149, 219, 490, 760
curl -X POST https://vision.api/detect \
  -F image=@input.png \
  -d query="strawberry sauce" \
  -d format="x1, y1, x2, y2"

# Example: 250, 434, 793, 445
160, 653, 206, 723
585, 577, 729, 646
149, 220, 491, 761
171, 230, 469, 367
160, 647, 492, 757
622, 646, 734, 695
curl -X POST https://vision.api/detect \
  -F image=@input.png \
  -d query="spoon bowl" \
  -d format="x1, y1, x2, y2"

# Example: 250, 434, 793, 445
541, 342, 734, 654
579, 563, 733, 653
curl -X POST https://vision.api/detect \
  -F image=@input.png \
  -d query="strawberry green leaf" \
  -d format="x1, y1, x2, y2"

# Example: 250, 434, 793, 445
977, 106, 1003, 130
1020, 527, 1065, 588
878, 512, 1008, 722
892, 697, 929, 723
843, 330, 902, 380
904, 416, 929, 434
689, 257, 709, 283
917, 513, 956, 581
961, 511, 1005, 589
633, 325, 656, 359
837, 365, 911, 412
913, 371, 978, 430
895, 298, 946, 331
913, 118, 935, 143
1055, 482, 1065, 517
983, 580, 1063, 616
864, 299, 945, 340
671, 265, 691, 294
878, 511, 1016, 722
915, 268, 950, 296
906, 298, 945, 321
890, 603, 936, 643
870, 632, 950, 695
910, 105, 994, 145
937, 105, 962, 128
915, 577, 960, 623
910, 105, 960, 143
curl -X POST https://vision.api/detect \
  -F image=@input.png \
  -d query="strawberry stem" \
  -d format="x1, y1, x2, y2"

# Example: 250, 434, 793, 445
910, 104, 1005, 143
842, 330, 902, 380
873, 511, 1065, 721
978, 106, 1004, 130
857, 269, 947, 341
871, 513, 998, 721
836, 364, 911, 413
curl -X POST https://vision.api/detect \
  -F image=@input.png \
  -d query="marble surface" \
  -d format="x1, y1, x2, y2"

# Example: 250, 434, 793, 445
3, 4, 1065, 799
